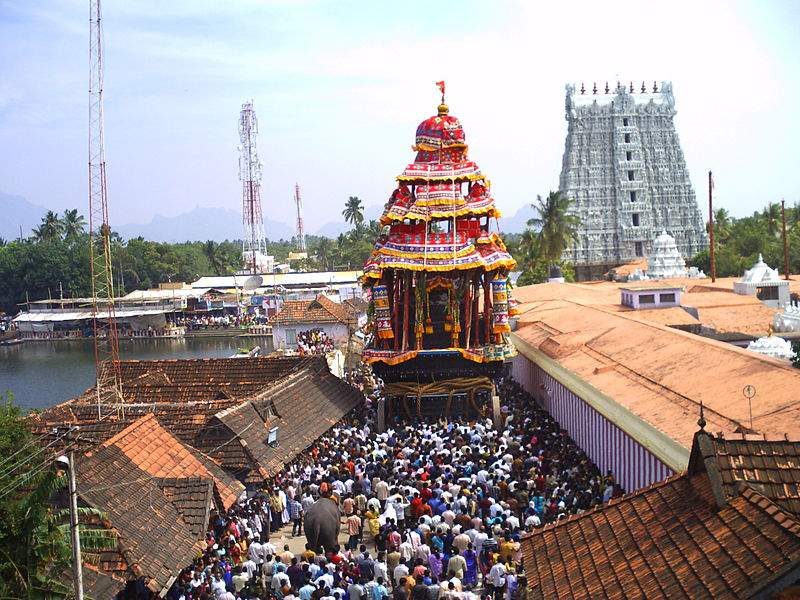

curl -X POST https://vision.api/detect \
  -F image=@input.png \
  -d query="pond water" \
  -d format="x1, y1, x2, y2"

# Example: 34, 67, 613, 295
0, 336, 274, 411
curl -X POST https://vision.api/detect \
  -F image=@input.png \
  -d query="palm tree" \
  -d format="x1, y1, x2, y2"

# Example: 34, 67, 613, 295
62, 209, 86, 238
0, 237, 6, 247
527, 191, 581, 264
713, 207, 732, 243
762, 202, 781, 237
518, 228, 540, 271
342, 196, 365, 226
33, 211, 64, 241
202, 240, 227, 275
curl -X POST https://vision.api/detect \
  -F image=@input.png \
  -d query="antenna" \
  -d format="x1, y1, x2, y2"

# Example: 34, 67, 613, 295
88, 0, 122, 417
239, 101, 267, 274
295, 182, 306, 253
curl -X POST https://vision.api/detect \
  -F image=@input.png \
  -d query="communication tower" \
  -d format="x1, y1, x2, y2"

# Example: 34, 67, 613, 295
238, 101, 267, 274
88, 0, 122, 415
294, 183, 306, 253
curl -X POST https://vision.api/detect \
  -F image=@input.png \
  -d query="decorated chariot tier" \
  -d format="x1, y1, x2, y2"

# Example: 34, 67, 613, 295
362, 96, 519, 367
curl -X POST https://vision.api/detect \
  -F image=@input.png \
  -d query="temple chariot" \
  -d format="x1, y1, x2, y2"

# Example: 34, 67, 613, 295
362, 85, 518, 425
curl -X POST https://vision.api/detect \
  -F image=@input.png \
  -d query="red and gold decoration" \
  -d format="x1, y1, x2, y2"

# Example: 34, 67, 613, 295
363, 84, 517, 365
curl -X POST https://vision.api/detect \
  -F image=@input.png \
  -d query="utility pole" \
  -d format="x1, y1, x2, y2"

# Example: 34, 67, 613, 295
781, 199, 789, 280
708, 171, 716, 282
63, 433, 84, 600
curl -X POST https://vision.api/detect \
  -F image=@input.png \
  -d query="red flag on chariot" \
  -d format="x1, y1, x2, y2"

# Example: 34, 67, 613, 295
436, 80, 446, 95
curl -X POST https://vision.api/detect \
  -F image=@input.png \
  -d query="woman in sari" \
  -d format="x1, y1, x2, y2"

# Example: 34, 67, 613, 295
462, 542, 478, 589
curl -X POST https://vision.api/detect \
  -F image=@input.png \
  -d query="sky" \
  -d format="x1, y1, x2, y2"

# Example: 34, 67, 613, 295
1, 0, 799, 232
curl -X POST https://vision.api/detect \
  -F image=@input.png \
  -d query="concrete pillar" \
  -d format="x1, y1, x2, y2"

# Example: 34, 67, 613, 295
376, 397, 386, 433
491, 394, 502, 430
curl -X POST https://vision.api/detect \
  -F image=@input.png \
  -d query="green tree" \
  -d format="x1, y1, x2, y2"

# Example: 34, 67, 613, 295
61, 209, 87, 239
313, 237, 336, 271
713, 207, 732, 243
32, 211, 64, 242
762, 202, 781, 237
342, 196, 365, 226
202, 241, 228, 275
526, 191, 581, 264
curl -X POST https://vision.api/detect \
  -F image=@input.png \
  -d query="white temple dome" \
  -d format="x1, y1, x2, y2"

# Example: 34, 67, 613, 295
646, 230, 693, 279
746, 335, 796, 361
740, 254, 780, 283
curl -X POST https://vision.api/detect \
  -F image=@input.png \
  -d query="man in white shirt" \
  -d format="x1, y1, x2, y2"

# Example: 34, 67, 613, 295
486, 563, 506, 600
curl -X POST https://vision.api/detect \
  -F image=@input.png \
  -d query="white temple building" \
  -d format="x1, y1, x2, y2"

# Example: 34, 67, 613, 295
746, 334, 796, 361
773, 302, 800, 333
733, 254, 790, 307
628, 230, 705, 281
559, 81, 707, 280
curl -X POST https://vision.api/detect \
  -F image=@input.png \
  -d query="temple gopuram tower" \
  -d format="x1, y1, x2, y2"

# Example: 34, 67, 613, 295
362, 85, 517, 425
560, 81, 708, 280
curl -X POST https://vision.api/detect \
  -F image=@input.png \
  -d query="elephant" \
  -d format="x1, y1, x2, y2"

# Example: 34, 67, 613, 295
304, 496, 341, 552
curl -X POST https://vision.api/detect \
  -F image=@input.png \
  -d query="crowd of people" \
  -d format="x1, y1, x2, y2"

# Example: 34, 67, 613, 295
296, 330, 335, 356
164, 371, 621, 600
172, 312, 268, 331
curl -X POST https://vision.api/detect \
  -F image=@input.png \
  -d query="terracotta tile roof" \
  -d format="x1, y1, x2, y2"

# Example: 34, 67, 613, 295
521, 471, 800, 599
76, 446, 203, 592
200, 364, 363, 480
690, 432, 800, 519
100, 414, 244, 510
273, 294, 356, 325
512, 300, 800, 449
156, 477, 214, 540
79, 565, 126, 600
106, 355, 316, 388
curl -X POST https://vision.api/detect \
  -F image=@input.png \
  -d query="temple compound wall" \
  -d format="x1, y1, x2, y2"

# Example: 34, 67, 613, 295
511, 352, 676, 493
559, 81, 707, 280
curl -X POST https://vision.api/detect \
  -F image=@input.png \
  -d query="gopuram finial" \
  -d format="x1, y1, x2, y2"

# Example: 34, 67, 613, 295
605, 81, 610, 94
698, 401, 707, 431
580, 82, 585, 94
641, 81, 646, 93
629, 81, 634, 93
592, 82, 597, 95
653, 80, 658, 93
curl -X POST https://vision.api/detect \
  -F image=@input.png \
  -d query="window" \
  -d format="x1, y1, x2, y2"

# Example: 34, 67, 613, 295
267, 427, 279, 447
639, 294, 655, 304
756, 286, 780, 301
659, 293, 676, 303
285, 328, 297, 347
624, 133, 631, 143
627, 170, 634, 181
626, 151, 632, 161
632, 213, 640, 226
630, 191, 637, 202
623, 117, 629, 126
635, 242, 643, 256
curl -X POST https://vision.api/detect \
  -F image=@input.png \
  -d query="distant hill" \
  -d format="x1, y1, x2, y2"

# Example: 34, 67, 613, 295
313, 203, 384, 238
499, 204, 538, 234
115, 206, 294, 242
0, 192, 47, 240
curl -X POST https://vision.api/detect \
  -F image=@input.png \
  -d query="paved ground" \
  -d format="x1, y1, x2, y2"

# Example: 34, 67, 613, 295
270, 521, 352, 556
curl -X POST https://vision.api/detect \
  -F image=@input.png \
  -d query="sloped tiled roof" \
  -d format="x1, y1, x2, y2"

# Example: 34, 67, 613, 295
512, 300, 800, 449
690, 432, 800, 519
106, 355, 316, 388
80, 565, 126, 600
76, 446, 202, 592
521, 472, 800, 599
100, 414, 243, 510
273, 294, 355, 325
156, 477, 214, 540
251, 366, 363, 475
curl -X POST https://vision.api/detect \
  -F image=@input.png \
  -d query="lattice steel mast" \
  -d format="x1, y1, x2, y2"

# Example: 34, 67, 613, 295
239, 101, 266, 274
88, 0, 122, 416
294, 182, 306, 252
